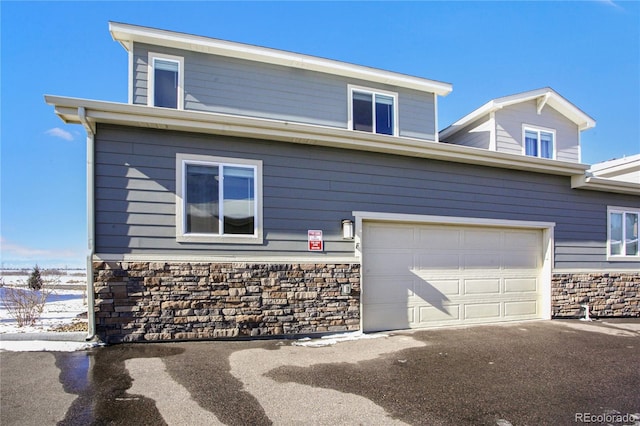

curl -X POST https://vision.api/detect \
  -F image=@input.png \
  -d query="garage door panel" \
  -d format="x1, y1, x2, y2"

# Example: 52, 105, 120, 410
416, 254, 461, 269
366, 224, 414, 249
363, 221, 545, 332
504, 300, 538, 316
464, 303, 501, 320
464, 229, 502, 248
504, 230, 540, 248
364, 304, 412, 332
364, 278, 412, 304
366, 252, 412, 275
503, 251, 540, 269
463, 253, 501, 269
412, 278, 460, 298
464, 279, 500, 295
504, 278, 538, 293
417, 305, 460, 324
418, 228, 461, 249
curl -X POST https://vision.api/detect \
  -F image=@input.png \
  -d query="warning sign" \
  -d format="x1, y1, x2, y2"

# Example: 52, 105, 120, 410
308, 230, 323, 251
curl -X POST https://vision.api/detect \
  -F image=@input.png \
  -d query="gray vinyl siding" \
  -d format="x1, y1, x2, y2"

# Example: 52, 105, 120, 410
495, 100, 580, 162
441, 115, 491, 149
132, 43, 436, 140
94, 124, 639, 270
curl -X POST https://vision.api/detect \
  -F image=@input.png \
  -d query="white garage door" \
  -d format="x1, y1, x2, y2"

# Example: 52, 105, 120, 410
362, 221, 544, 332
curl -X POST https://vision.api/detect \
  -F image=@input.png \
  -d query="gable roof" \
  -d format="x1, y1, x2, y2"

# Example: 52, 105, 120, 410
440, 87, 596, 140
109, 22, 453, 97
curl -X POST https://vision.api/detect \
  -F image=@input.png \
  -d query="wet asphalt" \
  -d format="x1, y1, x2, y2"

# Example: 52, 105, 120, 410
1, 319, 639, 426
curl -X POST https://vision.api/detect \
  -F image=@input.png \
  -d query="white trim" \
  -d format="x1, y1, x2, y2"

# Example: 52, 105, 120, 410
522, 124, 556, 160
489, 111, 496, 151
176, 153, 263, 244
433, 93, 439, 143
606, 206, 640, 261
127, 42, 134, 104
571, 174, 640, 195
348, 85, 399, 136
110, 22, 452, 97
94, 253, 361, 264
44, 96, 592, 178
148, 52, 185, 110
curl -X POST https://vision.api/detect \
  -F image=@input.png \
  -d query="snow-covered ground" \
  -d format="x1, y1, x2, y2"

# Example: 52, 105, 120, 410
0, 270, 96, 351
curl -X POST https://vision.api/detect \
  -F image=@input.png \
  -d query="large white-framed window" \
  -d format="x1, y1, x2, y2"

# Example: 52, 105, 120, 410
176, 153, 263, 243
348, 85, 398, 136
523, 125, 555, 159
607, 206, 639, 261
148, 52, 184, 109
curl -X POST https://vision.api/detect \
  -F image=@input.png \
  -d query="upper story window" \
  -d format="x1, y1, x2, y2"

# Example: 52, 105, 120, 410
176, 153, 263, 243
349, 85, 398, 136
608, 206, 639, 260
148, 52, 184, 109
523, 126, 555, 159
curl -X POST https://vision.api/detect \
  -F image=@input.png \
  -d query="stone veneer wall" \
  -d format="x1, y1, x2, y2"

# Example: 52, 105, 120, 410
93, 261, 360, 343
552, 272, 640, 318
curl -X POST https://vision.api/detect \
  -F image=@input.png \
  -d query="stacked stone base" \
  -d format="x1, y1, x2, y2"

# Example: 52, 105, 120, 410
93, 261, 360, 343
552, 272, 640, 318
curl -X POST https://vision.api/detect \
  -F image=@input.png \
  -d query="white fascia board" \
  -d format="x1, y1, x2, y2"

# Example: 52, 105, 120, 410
571, 174, 640, 195
441, 88, 596, 139
44, 95, 590, 177
109, 22, 452, 97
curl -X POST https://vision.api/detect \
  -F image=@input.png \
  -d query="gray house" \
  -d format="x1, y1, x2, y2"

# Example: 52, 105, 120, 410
46, 22, 639, 343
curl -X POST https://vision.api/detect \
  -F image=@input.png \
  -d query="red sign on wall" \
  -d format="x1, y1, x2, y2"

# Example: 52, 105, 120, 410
308, 230, 323, 251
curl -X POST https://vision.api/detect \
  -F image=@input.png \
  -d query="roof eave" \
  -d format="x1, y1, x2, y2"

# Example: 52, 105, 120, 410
108, 22, 453, 97
571, 175, 640, 196
45, 95, 591, 179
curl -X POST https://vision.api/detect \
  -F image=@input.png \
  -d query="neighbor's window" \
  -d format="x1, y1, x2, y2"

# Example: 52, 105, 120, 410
149, 53, 184, 109
608, 207, 639, 259
176, 154, 262, 243
349, 86, 397, 136
524, 127, 554, 159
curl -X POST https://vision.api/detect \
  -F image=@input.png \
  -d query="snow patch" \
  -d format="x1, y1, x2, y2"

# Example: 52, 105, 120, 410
293, 331, 389, 347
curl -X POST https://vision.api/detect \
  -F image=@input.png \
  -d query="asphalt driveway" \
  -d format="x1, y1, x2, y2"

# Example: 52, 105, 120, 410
1, 319, 639, 425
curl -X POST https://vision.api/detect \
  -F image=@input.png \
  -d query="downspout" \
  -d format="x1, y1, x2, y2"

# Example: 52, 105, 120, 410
78, 107, 97, 341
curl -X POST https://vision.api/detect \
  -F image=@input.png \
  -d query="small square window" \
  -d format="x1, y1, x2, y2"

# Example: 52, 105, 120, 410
349, 86, 397, 136
524, 127, 555, 159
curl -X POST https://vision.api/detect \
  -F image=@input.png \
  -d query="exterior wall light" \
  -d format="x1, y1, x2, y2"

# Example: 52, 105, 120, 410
342, 219, 354, 239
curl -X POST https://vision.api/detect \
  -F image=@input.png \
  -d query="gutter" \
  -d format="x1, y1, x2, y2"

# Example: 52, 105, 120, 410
571, 174, 640, 196
44, 95, 590, 177
78, 107, 97, 341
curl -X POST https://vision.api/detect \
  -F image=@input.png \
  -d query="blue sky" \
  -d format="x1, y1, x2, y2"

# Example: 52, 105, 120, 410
1, 1, 639, 268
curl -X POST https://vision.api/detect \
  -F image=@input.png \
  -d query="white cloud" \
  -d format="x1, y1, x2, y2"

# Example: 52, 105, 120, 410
44, 127, 74, 141
0, 236, 83, 268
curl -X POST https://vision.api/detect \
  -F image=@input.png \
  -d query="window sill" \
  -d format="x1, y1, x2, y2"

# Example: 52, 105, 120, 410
177, 233, 264, 244
606, 255, 640, 262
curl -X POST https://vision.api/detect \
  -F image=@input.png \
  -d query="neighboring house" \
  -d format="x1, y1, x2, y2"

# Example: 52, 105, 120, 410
46, 22, 640, 343
588, 154, 640, 184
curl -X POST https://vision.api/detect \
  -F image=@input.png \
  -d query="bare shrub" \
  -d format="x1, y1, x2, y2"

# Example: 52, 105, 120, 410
0, 275, 59, 327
